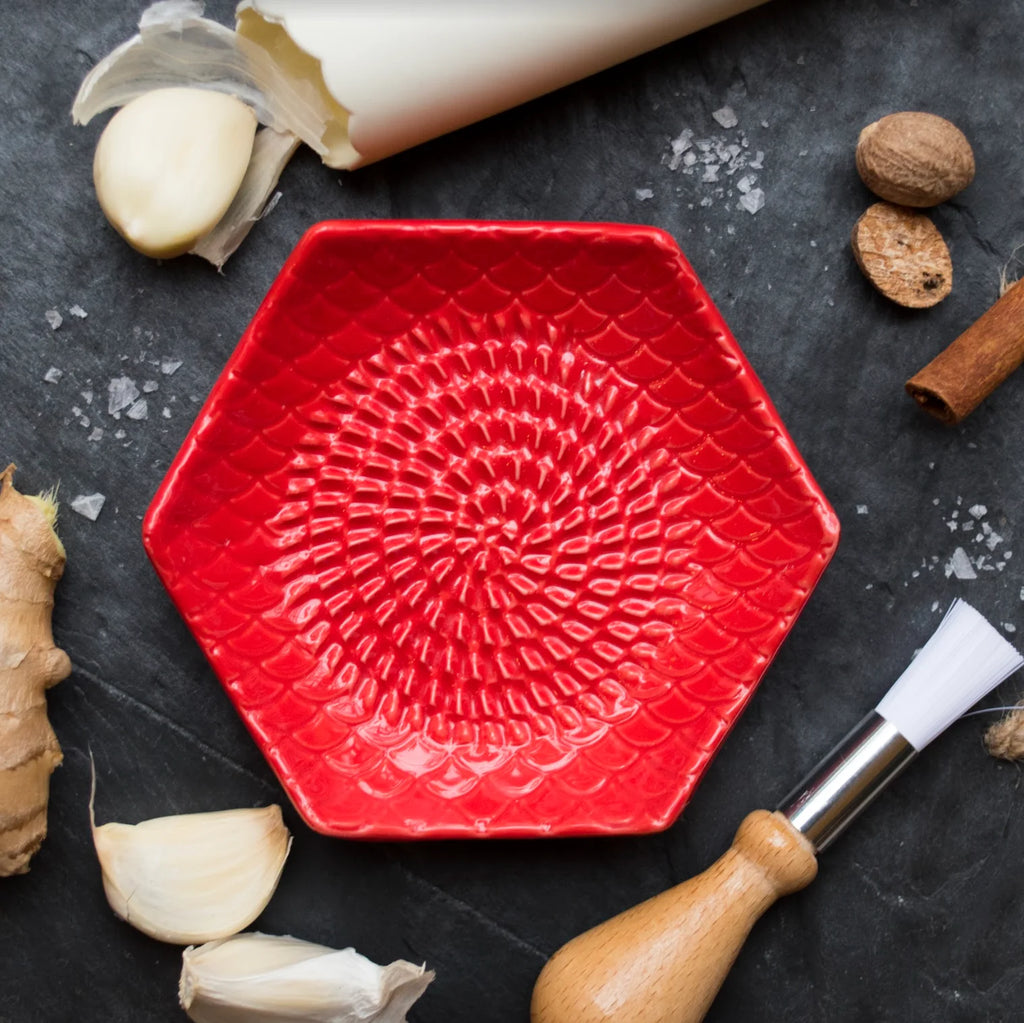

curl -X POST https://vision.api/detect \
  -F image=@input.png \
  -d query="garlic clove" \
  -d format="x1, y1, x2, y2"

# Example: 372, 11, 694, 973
179, 932, 434, 1023
93, 86, 258, 258
92, 804, 291, 944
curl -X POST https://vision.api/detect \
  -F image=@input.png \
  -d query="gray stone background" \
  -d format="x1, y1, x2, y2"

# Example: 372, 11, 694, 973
4, 1, 1024, 1021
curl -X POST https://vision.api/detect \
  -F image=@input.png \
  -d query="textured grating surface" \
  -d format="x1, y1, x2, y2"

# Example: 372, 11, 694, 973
143, 221, 839, 838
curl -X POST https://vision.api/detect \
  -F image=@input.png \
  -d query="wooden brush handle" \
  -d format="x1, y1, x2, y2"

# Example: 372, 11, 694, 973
530, 810, 818, 1023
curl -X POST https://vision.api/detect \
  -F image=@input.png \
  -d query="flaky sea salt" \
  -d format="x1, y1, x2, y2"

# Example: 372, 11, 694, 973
712, 106, 738, 128
45, 309, 62, 330
43, 367, 63, 384
739, 188, 765, 214
142, 380, 159, 393
946, 547, 978, 580
635, 187, 654, 201
71, 492, 105, 521
126, 399, 149, 421
108, 376, 140, 415
69, 304, 88, 319
160, 358, 183, 376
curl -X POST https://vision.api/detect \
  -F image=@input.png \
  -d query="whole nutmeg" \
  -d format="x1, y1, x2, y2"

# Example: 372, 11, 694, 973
856, 111, 975, 207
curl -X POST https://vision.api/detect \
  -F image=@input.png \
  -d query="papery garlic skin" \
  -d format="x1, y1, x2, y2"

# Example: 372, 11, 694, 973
93, 87, 258, 258
92, 804, 291, 944
179, 932, 434, 1023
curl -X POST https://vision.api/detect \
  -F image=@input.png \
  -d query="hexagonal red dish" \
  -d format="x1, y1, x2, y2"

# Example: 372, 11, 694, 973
143, 221, 838, 839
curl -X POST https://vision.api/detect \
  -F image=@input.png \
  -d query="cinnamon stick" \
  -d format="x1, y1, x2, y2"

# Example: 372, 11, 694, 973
906, 279, 1024, 424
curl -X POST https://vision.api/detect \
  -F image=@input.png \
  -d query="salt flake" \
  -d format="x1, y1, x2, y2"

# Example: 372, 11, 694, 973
712, 106, 738, 129
108, 376, 140, 415
71, 492, 105, 521
126, 399, 149, 421
946, 547, 977, 580
43, 367, 63, 384
739, 188, 765, 214
69, 304, 88, 319
634, 188, 654, 201
45, 309, 63, 330
160, 358, 183, 376
969, 504, 988, 519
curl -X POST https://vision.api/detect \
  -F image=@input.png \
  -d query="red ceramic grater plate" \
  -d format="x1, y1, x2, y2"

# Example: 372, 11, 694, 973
143, 221, 839, 839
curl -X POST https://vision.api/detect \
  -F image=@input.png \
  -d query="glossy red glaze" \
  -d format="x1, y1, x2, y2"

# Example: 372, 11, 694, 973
143, 221, 838, 839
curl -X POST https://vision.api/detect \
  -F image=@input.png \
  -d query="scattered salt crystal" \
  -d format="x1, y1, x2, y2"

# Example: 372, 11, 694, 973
79, 416, 91, 429
712, 106, 738, 128
969, 504, 988, 518
162, 407, 172, 419
108, 376, 140, 415
114, 429, 126, 440
160, 358, 183, 376
126, 399, 149, 421
71, 492, 105, 521
856, 505, 868, 515
702, 165, 719, 183
634, 188, 654, 201
88, 428, 103, 442
749, 151, 764, 169
142, 380, 159, 393
1005, 623, 1017, 634
69, 304, 87, 319
43, 367, 63, 384
81, 389, 93, 404
931, 601, 941, 613
736, 174, 756, 194
946, 547, 977, 580
739, 188, 765, 214
45, 309, 63, 330
682, 150, 697, 168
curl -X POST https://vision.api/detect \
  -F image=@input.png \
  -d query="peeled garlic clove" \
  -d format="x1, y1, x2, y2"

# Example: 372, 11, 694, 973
93, 86, 257, 258
92, 804, 290, 944
179, 932, 434, 1023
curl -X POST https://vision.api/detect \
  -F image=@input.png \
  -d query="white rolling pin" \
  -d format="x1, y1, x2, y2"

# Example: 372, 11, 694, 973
236, 0, 773, 168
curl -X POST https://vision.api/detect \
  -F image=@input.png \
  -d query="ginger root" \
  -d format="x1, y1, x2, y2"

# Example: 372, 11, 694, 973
0, 464, 71, 875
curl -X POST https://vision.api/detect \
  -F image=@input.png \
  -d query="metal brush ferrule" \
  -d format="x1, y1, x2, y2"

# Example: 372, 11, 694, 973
776, 711, 916, 853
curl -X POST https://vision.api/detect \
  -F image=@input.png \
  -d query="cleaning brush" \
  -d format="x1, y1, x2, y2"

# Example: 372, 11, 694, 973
530, 598, 1023, 1023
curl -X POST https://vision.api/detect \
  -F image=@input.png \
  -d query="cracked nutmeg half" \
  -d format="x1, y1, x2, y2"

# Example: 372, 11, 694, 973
851, 201, 953, 308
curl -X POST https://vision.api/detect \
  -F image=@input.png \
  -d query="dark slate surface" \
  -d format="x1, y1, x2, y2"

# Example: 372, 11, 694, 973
5, 1, 1024, 1021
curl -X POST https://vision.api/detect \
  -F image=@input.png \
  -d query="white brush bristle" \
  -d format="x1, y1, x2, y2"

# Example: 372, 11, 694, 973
875, 599, 1024, 750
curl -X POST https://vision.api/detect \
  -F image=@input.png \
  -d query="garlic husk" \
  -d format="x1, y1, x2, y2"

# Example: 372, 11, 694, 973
72, 0, 331, 160
189, 125, 301, 269
91, 804, 291, 944
179, 932, 434, 1023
